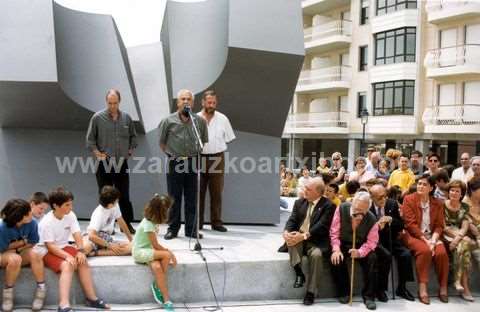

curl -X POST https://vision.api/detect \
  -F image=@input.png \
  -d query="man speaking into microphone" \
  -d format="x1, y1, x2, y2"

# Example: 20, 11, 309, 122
158, 89, 208, 240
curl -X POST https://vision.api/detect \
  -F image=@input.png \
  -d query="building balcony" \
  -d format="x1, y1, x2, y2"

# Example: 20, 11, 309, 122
424, 44, 480, 79
371, 8, 418, 34
370, 63, 417, 83
295, 66, 351, 94
304, 20, 352, 54
423, 104, 480, 133
283, 111, 350, 134
365, 115, 418, 135
302, 0, 351, 16
426, 0, 480, 24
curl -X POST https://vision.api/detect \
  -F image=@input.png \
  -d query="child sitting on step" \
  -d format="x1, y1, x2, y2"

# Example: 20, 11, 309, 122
132, 194, 177, 312
83, 186, 132, 257
38, 187, 110, 312
0, 199, 46, 312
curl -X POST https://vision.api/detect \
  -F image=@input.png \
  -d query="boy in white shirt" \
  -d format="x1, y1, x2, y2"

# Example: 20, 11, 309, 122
38, 187, 109, 312
83, 186, 132, 256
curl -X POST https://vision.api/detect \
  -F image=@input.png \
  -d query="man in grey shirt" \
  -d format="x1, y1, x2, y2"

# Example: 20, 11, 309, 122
86, 89, 137, 234
158, 89, 208, 240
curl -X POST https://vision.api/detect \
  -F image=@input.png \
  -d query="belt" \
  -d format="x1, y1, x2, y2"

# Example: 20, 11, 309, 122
201, 152, 224, 157
167, 154, 195, 161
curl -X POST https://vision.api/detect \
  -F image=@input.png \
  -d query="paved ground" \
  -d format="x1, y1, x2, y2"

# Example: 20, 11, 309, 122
12, 296, 480, 311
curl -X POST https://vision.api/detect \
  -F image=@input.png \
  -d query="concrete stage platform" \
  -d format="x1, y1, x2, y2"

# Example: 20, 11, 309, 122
3, 209, 480, 307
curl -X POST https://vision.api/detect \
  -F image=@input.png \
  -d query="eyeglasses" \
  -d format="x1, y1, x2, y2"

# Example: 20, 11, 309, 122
461, 158, 469, 161
429, 159, 439, 163
333, 158, 340, 161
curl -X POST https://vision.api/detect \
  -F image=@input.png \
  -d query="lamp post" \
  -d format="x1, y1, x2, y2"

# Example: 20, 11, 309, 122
360, 108, 369, 156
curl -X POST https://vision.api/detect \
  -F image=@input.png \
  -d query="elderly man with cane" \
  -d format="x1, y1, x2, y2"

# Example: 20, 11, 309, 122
330, 191, 379, 310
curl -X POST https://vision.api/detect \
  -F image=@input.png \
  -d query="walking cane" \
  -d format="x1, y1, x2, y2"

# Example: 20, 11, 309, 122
388, 219, 396, 300
349, 218, 360, 306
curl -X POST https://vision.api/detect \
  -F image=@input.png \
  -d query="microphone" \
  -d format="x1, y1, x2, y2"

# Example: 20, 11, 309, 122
182, 104, 191, 118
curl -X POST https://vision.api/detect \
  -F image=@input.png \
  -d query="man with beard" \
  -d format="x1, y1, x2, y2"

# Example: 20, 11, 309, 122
197, 90, 235, 232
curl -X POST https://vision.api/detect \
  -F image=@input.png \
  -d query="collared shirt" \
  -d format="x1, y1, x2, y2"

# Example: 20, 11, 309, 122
330, 207, 379, 258
86, 109, 137, 159
421, 200, 431, 238
451, 167, 473, 184
158, 112, 208, 157
197, 111, 235, 154
300, 198, 320, 233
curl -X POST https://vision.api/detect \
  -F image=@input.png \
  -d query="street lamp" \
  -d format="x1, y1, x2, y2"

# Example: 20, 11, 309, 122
360, 108, 369, 156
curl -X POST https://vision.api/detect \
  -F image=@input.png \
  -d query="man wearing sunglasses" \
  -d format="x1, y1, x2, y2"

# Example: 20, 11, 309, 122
425, 152, 441, 176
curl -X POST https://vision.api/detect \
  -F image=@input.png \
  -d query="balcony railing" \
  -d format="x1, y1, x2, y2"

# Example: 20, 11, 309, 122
285, 111, 349, 129
297, 66, 352, 87
426, 0, 476, 13
423, 104, 480, 125
304, 20, 352, 43
424, 44, 480, 68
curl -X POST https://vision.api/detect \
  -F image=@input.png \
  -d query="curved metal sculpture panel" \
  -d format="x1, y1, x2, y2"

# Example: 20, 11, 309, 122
0, 0, 304, 223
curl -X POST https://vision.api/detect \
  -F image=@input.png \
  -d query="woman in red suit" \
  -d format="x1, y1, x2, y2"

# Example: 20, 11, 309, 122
401, 174, 449, 304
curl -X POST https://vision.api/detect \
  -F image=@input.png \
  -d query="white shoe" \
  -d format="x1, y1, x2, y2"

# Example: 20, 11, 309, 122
2, 287, 14, 312
32, 286, 47, 311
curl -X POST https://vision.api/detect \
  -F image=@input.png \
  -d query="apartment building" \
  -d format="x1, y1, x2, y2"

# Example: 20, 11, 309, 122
283, 0, 480, 170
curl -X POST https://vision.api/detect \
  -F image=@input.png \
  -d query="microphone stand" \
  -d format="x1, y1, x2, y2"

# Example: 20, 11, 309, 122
186, 107, 224, 255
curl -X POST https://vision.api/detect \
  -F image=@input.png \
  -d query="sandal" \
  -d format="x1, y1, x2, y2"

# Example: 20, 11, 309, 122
86, 298, 110, 309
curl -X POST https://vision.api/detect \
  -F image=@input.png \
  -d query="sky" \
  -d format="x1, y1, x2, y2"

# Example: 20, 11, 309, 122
55, 0, 204, 47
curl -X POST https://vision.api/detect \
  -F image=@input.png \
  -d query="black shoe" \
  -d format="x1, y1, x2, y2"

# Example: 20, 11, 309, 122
396, 287, 415, 301
277, 243, 288, 253
364, 299, 376, 310
164, 231, 177, 240
127, 223, 136, 234
121, 224, 136, 235
303, 292, 314, 305
186, 233, 203, 239
376, 291, 389, 302
212, 225, 228, 232
294, 274, 305, 288
338, 296, 349, 304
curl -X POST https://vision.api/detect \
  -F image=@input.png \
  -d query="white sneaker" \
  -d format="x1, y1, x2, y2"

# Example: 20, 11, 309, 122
2, 287, 14, 312
32, 286, 47, 311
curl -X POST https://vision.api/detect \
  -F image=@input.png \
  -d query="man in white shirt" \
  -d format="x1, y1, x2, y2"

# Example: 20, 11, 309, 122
198, 90, 236, 232
451, 153, 473, 184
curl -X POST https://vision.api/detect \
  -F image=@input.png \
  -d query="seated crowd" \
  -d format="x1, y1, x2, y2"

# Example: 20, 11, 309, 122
282, 149, 480, 309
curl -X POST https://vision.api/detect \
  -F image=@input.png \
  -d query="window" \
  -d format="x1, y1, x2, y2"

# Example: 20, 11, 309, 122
361, 0, 369, 25
376, 0, 417, 16
358, 92, 367, 117
373, 80, 414, 115
375, 27, 416, 65
359, 46, 368, 71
